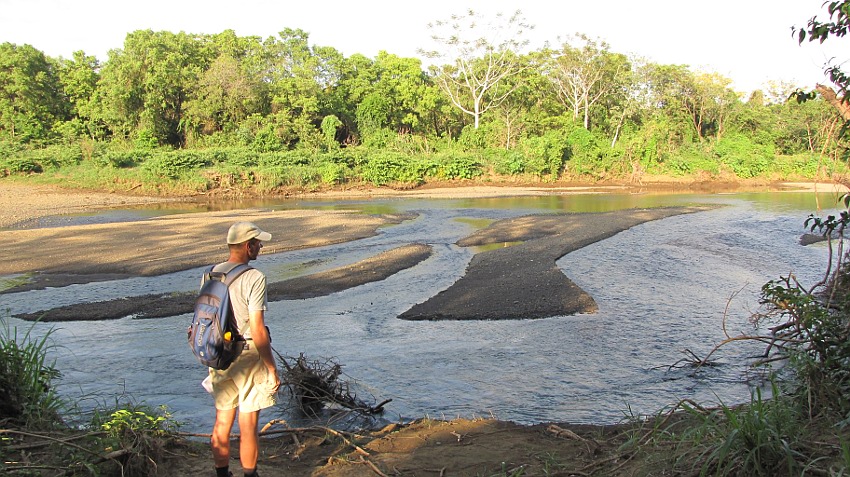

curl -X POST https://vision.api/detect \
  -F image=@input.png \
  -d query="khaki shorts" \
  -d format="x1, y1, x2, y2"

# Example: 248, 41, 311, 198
209, 345, 277, 413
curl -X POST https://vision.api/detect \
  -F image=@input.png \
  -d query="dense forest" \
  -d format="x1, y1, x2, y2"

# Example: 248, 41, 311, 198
0, 10, 847, 195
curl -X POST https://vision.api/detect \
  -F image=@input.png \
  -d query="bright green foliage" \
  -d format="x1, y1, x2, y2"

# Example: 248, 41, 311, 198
182, 47, 268, 143
457, 125, 489, 151
714, 134, 774, 178
356, 93, 391, 139
0, 144, 83, 174
517, 130, 570, 177
94, 30, 213, 146
57, 51, 101, 140
251, 122, 284, 152
546, 35, 632, 132
318, 161, 347, 184
90, 402, 180, 476
94, 149, 151, 169
321, 114, 343, 150
345, 52, 430, 139
488, 149, 526, 175
662, 144, 719, 176
97, 405, 177, 439
433, 152, 483, 179
0, 16, 843, 187
361, 151, 433, 186
141, 150, 211, 179
0, 43, 67, 142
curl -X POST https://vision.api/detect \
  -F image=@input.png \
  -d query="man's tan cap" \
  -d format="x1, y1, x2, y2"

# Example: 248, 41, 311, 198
227, 221, 272, 244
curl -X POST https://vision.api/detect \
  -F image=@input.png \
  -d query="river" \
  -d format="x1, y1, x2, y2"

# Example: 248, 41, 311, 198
1, 190, 841, 432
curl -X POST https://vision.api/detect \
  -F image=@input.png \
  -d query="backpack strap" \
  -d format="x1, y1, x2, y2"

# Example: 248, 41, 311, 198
204, 262, 254, 284
221, 263, 253, 286
204, 262, 254, 341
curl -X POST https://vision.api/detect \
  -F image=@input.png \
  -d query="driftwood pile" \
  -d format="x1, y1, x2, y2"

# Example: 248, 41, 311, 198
277, 352, 391, 417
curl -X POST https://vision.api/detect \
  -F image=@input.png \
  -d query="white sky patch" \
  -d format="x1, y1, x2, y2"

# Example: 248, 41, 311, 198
1, 0, 847, 95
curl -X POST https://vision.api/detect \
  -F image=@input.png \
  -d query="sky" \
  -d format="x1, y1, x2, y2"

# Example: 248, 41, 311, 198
1, 0, 847, 95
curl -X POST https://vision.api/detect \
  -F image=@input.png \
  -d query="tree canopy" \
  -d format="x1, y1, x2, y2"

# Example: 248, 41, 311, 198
0, 9, 846, 191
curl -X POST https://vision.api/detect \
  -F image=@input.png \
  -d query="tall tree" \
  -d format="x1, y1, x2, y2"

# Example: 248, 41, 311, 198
58, 50, 101, 139
546, 35, 631, 131
94, 30, 212, 146
183, 53, 266, 138
0, 43, 66, 142
261, 28, 344, 150
421, 9, 532, 129
338, 51, 429, 142
643, 64, 738, 142
488, 52, 552, 149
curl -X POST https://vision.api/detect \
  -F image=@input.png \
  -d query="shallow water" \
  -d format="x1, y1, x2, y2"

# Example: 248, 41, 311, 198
1, 191, 842, 432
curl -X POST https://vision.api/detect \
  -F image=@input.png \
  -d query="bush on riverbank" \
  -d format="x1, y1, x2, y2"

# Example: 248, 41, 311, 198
1, 141, 846, 197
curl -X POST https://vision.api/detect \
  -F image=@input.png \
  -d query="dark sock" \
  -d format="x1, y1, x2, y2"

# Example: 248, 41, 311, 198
243, 469, 257, 477
215, 466, 230, 477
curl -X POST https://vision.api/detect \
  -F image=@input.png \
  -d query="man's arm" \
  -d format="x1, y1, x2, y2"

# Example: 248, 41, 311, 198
249, 310, 280, 390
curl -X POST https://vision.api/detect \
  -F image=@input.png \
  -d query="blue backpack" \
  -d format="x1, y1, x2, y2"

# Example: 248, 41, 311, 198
188, 263, 252, 370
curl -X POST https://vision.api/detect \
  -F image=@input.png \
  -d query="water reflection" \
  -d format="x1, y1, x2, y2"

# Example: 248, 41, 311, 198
1, 191, 842, 433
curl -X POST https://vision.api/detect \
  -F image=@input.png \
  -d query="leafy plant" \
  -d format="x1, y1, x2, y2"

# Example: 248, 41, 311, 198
89, 402, 180, 476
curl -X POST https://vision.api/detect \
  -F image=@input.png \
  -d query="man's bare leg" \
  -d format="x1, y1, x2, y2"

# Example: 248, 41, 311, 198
237, 409, 260, 471
211, 407, 237, 468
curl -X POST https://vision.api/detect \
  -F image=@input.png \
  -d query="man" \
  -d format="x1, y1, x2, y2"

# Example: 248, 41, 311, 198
207, 221, 280, 477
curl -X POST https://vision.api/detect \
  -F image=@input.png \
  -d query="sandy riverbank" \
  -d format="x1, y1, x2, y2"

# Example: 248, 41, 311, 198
3, 181, 707, 322
1, 180, 842, 321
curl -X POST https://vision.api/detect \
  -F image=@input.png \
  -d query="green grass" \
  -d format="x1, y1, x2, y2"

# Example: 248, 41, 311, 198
0, 317, 64, 428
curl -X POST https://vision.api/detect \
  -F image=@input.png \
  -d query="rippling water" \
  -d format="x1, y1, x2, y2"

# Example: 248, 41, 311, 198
1, 191, 841, 432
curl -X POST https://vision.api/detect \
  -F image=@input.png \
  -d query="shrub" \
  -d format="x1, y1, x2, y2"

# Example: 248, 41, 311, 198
93, 150, 151, 169
434, 153, 483, 180
457, 125, 489, 151
661, 144, 718, 176
518, 131, 570, 178
258, 150, 312, 168
141, 150, 211, 179
485, 149, 525, 175
318, 162, 348, 185
359, 152, 424, 186
714, 134, 775, 179
1, 156, 43, 174
133, 129, 159, 150
89, 402, 180, 476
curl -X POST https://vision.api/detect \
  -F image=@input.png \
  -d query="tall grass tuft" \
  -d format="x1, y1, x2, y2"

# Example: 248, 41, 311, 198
0, 318, 64, 428
673, 383, 805, 476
